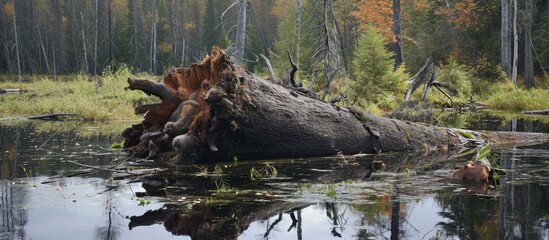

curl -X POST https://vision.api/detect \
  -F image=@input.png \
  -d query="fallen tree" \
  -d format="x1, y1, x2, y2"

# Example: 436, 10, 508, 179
122, 48, 549, 164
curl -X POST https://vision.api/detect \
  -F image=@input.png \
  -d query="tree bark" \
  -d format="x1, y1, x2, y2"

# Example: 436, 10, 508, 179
169, 0, 176, 67
80, 12, 89, 74
501, 0, 511, 76
122, 48, 549, 163
296, 0, 302, 68
234, 0, 247, 64
94, 0, 99, 75
12, 0, 22, 85
150, 0, 157, 74
392, 0, 403, 70
524, 0, 534, 89
108, 0, 113, 68
512, 0, 518, 85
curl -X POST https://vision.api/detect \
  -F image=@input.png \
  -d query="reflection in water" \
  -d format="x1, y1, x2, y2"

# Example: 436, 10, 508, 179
1, 180, 28, 240
0, 112, 548, 239
94, 193, 122, 240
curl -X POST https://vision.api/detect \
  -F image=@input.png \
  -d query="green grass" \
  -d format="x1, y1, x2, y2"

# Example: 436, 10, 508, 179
483, 81, 549, 112
0, 67, 159, 121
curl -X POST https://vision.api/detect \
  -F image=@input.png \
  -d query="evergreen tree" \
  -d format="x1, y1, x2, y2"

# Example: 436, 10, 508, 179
350, 25, 407, 111
203, 0, 221, 51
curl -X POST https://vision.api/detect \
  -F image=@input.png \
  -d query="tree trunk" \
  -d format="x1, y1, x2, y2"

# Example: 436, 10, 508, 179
234, 0, 246, 64
0, 1, 12, 73
234, 0, 247, 65
80, 12, 89, 74
37, 27, 50, 73
501, 0, 511, 76
54, 0, 65, 74
392, 0, 403, 70
94, 0, 99, 75
108, 0, 113, 68
524, 0, 534, 89
296, 0, 302, 67
512, 0, 518, 85
12, 0, 22, 85
329, 0, 348, 74
122, 48, 549, 163
169, 0, 176, 67
150, 0, 157, 74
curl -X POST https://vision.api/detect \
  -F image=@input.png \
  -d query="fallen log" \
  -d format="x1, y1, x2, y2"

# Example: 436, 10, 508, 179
122, 48, 549, 164
523, 109, 549, 115
28, 113, 79, 120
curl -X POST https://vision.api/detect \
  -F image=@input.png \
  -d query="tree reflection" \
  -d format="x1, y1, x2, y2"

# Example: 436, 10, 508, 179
1, 181, 28, 240
94, 192, 122, 240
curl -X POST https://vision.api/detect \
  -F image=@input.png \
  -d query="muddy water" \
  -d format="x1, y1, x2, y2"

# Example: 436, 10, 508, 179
1, 112, 549, 240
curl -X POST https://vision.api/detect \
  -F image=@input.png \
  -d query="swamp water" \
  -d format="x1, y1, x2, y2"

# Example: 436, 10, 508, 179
0, 112, 549, 240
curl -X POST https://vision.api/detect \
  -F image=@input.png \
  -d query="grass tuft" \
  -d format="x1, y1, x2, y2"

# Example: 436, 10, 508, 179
483, 82, 549, 112
0, 67, 158, 121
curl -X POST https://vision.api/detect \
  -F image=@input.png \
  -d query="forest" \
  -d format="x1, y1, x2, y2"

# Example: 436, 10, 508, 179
1, 0, 549, 114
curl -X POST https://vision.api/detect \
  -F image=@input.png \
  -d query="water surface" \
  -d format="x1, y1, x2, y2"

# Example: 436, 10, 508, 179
1, 112, 549, 239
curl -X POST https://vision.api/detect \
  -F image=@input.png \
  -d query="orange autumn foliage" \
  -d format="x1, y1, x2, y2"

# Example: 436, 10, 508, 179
354, 0, 428, 42
435, 0, 479, 31
3, 2, 13, 16
354, 0, 394, 42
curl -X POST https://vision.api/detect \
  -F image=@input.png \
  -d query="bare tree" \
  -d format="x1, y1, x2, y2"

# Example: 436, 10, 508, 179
524, 0, 535, 88
150, 0, 158, 74
94, 0, 99, 75
169, 0, 176, 67
392, 0, 403, 69
53, 0, 66, 74
12, 0, 22, 84
308, 0, 346, 94
296, 0, 302, 67
37, 27, 50, 73
234, 0, 247, 64
80, 12, 89, 74
501, 0, 511, 76
512, 0, 518, 84
108, 0, 113, 68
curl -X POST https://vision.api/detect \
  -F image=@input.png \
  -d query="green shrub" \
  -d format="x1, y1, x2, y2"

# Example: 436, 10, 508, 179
350, 25, 409, 113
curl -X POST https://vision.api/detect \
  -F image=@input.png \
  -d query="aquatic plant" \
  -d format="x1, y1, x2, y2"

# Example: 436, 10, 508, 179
214, 164, 230, 191
250, 162, 278, 182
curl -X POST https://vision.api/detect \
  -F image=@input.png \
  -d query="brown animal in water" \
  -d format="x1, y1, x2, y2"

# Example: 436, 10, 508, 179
453, 160, 491, 182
